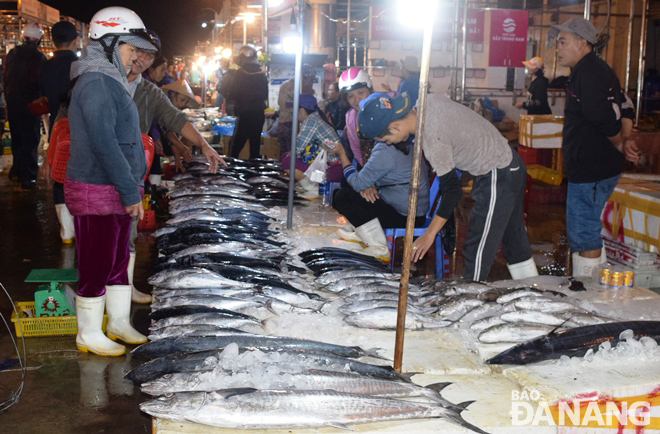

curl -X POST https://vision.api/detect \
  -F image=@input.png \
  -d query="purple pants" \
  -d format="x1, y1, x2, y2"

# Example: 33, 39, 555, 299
74, 214, 131, 297
280, 152, 343, 183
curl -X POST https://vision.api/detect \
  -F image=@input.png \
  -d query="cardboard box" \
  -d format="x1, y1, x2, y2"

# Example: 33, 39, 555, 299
218, 135, 280, 160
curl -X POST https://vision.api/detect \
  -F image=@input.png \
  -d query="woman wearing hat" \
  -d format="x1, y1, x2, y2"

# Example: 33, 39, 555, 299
64, 6, 161, 356
515, 56, 552, 115
280, 93, 342, 198
221, 45, 269, 160
161, 80, 200, 172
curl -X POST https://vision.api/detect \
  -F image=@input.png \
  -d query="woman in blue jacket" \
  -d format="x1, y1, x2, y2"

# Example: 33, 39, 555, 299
64, 7, 160, 357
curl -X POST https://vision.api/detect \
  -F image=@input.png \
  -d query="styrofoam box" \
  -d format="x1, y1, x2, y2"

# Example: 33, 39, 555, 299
520, 121, 563, 149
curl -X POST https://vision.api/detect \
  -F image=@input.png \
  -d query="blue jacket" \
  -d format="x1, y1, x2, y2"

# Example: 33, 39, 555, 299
398, 73, 420, 107
67, 72, 145, 207
343, 140, 429, 217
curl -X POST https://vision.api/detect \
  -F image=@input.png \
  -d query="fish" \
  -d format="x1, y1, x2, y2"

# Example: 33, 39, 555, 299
513, 298, 578, 313
142, 368, 459, 409
500, 311, 566, 326
148, 326, 252, 341
436, 298, 484, 319
151, 268, 253, 289
322, 277, 401, 293
478, 323, 557, 344
344, 308, 453, 330
139, 389, 489, 433
555, 311, 612, 326
151, 294, 266, 312
315, 268, 399, 286
469, 316, 508, 333
150, 311, 265, 330
486, 321, 660, 365
338, 300, 437, 316
126, 348, 412, 384
132, 333, 387, 360
149, 304, 264, 321
167, 243, 284, 261
440, 282, 492, 296
495, 289, 546, 304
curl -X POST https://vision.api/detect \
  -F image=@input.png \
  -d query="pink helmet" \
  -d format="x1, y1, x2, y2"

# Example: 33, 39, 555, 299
339, 67, 372, 93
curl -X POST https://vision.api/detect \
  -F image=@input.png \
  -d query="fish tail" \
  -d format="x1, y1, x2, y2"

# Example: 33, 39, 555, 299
264, 299, 278, 316
439, 405, 491, 434
362, 348, 391, 361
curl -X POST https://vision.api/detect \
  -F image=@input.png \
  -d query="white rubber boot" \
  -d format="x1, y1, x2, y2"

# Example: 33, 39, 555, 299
105, 285, 147, 345
75, 295, 126, 357
297, 176, 319, 200
600, 247, 607, 264
336, 225, 362, 243
572, 252, 602, 278
55, 204, 75, 244
354, 218, 390, 260
507, 257, 539, 280
128, 252, 152, 304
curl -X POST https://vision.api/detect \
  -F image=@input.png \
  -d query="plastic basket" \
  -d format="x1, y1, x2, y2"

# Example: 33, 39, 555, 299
51, 140, 70, 184
527, 164, 563, 186
10, 301, 107, 337
137, 209, 157, 231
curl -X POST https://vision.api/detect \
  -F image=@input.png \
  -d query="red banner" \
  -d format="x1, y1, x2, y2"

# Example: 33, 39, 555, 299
488, 9, 528, 67
371, 5, 484, 42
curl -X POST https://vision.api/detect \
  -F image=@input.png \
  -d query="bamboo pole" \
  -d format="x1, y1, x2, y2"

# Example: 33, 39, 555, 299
393, 2, 436, 373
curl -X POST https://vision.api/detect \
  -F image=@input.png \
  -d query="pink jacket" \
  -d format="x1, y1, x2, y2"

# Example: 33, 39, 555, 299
64, 179, 133, 216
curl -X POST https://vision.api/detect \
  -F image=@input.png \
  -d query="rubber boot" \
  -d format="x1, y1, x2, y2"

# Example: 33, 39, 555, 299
105, 285, 147, 345
55, 204, 75, 244
572, 252, 602, 278
336, 225, 362, 243
297, 176, 318, 200
507, 257, 539, 280
75, 295, 126, 357
77, 356, 110, 408
354, 218, 390, 260
128, 252, 152, 304
600, 247, 607, 264
148, 174, 161, 189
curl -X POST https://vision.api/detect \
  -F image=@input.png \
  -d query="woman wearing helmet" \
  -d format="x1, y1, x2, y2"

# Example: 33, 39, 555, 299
64, 7, 159, 357
338, 67, 393, 166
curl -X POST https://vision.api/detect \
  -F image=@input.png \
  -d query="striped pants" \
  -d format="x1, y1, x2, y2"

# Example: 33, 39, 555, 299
462, 151, 533, 281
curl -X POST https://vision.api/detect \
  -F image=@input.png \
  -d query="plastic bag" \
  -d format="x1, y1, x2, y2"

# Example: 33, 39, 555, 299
304, 148, 328, 183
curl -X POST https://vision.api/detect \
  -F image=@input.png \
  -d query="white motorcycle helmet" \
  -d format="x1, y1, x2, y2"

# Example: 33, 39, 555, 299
89, 6, 157, 61
339, 67, 372, 93
22, 22, 43, 43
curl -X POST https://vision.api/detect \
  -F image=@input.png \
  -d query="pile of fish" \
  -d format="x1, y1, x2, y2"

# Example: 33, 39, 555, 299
133, 161, 489, 433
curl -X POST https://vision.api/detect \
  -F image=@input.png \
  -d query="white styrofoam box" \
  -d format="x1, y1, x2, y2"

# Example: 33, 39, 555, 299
519, 115, 563, 149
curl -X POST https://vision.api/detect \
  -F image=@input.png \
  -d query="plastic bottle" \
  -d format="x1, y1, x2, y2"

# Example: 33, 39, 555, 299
321, 180, 331, 206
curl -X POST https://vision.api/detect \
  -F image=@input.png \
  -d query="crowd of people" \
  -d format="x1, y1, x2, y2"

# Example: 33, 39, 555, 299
0, 7, 643, 357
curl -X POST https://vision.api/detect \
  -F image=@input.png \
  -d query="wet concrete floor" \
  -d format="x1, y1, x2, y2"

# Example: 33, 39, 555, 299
0, 164, 623, 433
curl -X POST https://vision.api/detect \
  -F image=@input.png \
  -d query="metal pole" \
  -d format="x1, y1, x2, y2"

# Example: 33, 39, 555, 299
393, 3, 436, 374
243, 19, 247, 45
366, 5, 372, 67
584, 0, 591, 20
460, 0, 469, 101
635, 0, 649, 126
450, 0, 460, 100
624, 0, 635, 93
262, 0, 267, 51
287, 1, 304, 229
346, 0, 351, 67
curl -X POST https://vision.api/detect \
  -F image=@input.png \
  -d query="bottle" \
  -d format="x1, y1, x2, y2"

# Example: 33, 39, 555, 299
321, 180, 331, 207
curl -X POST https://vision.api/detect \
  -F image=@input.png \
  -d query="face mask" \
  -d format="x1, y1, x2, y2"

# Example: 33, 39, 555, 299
525, 67, 531, 75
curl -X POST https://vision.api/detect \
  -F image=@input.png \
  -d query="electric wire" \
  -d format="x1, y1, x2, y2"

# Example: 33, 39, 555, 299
0, 283, 27, 412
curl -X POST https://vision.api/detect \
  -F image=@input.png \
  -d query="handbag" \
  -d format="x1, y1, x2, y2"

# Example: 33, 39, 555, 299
27, 96, 49, 116
304, 148, 328, 183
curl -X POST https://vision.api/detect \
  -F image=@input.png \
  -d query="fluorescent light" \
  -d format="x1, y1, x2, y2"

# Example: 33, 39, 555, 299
397, 0, 438, 27
247, 4, 262, 8
201, 22, 208, 28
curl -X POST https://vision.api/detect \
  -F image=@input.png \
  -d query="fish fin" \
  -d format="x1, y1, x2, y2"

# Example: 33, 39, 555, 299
549, 318, 571, 335
456, 400, 476, 412
362, 347, 391, 361
438, 407, 491, 434
425, 382, 453, 393
325, 422, 353, 430
264, 299, 278, 316
398, 371, 423, 382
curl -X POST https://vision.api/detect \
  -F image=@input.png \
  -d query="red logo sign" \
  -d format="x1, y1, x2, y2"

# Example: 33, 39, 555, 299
488, 10, 529, 68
